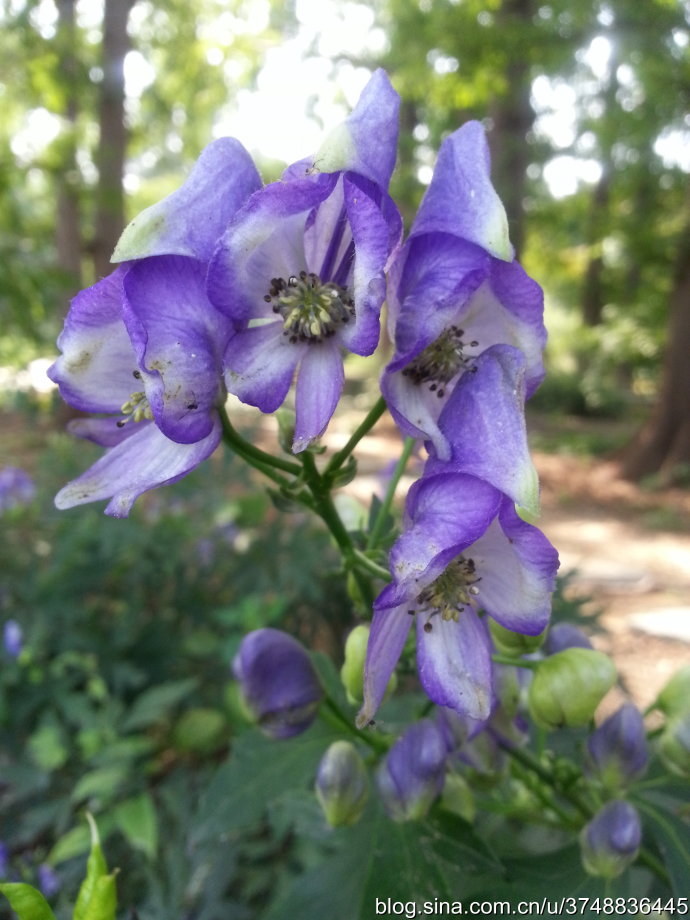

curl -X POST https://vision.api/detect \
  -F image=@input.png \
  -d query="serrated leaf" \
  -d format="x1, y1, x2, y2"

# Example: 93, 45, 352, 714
0, 883, 57, 920
120, 678, 198, 731
637, 800, 690, 896
192, 721, 340, 845
112, 793, 158, 859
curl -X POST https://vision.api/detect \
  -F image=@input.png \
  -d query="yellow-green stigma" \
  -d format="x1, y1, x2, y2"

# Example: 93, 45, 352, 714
414, 556, 481, 633
264, 271, 355, 344
402, 325, 478, 398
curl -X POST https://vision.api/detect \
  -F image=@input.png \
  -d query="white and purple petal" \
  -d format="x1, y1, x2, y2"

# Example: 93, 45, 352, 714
416, 609, 493, 721
308, 68, 400, 189
471, 498, 559, 634
293, 342, 344, 452
410, 122, 512, 261
113, 138, 261, 263
357, 603, 413, 729
223, 323, 301, 413
55, 417, 222, 518
48, 267, 136, 413
383, 473, 501, 604
123, 255, 232, 444
427, 345, 540, 516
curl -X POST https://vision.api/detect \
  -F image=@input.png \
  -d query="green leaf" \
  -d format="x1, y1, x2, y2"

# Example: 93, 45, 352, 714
112, 793, 158, 859
192, 721, 339, 845
637, 800, 690, 896
49, 815, 114, 866
71, 766, 129, 804
80, 874, 117, 920
120, 678, 198, 731
0, 883, 57, 920
262, 805, 501, 920
74, 814, 108, 920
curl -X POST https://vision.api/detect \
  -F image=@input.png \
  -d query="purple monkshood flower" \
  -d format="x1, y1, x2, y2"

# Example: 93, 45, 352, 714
586, 703, 649, 788
382, 122, 546, 460
208, 70, 403, 452
376, 719, 447, 821
48, 140, 262, 516
0, 466, 36, 512
3, 620, 23, 658
357, 348, 558, 727
233, 628, 323, 739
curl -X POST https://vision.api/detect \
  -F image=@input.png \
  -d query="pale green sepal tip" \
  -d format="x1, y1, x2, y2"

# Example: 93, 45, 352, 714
111, 204, 169, 263
515, 464, 541, 521
0, 883, 57, 920
311, 123, 356, 176
483, 199, 513, 262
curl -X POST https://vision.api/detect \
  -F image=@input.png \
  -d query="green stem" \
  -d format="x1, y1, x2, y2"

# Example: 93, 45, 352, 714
219, 406, 301, 476
320, 696, 389, 753
300, 451, 375, 608
367, 436, 415, 550
352, 549, 391, 582
325, 395, 387, 475
497, 740, 591, 820
491, 655, 539, 670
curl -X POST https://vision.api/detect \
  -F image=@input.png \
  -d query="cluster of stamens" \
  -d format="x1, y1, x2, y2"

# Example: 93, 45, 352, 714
401, 325, 478, 398
264, 271, 355, 345
410, 555, 481, 633
117, 370, 154, 427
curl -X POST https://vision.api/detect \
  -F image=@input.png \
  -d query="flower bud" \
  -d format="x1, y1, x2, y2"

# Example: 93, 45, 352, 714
544, 622, 593, 655
527, 648, 616, 730
490, 619, 545, 655
580, 801, 641, 879
3, 620, 23, 659
586, 703, 648, 790
440, 772, 475, 823
232, 629, 322, 739
655, 665, 690, 718
376, 720, 446, 822
341, 625, 396, 705
315, 740, 369, 827
658, 710, 690, 778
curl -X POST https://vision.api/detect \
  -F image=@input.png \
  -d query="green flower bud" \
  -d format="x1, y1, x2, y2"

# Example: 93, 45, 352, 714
340, 625, 396, 705
275, 409, 296, 454
315, 741, 369, 827
440, 772, 475, 823
490, 620, 546, 655
658, 710, 690, 778
528, 648, 616, 729
655, 665, 690, 718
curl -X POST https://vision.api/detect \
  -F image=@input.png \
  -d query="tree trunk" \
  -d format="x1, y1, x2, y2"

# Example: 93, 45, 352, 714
54, 0, 82, 286
618, 182, 690, 481
487, 0, 535, 260
92, 0, 135, 278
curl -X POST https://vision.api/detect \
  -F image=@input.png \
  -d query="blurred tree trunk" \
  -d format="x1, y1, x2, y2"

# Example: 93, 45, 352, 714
487, 0, 536, 259
619, 181, 690, 481
55, 0, 82, 286
581, 44, 618, 327
93, 0, 136, 278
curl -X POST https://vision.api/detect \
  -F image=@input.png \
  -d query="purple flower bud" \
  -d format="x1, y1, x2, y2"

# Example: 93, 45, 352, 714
315, 741, 369, 827
232, 628, 322, 739
3, 620, 23, 658
376, 719, 447, 821
586, 703, 648, 789
0, 466, 35, 513
580, 801, 641, 879
545, 622, 593, 655
37, 863, 61, 897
